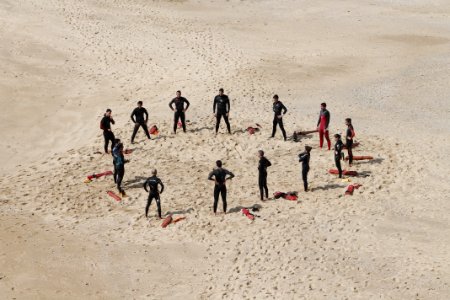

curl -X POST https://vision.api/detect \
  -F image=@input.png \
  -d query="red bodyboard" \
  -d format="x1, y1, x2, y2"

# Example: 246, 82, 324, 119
107, 191, 121, 201
345, 184, 362, 195
242, 208, 255, 220
123, 149, 133, 155
177, 121, 182, 129
87, 171, 113, 180
329, 169, 358, 176
161, 215, 173, 228
172, 217, 186, 224
345, 155, 373, 161
149, 125, 159, 135
285, 194, 298, 201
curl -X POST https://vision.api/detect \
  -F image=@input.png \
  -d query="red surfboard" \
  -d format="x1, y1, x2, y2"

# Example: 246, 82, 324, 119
177, 121, 182, 129
149, 125, 159, 135
345, 156, 373, 161
107, 191, 121, 201
161, 215, 173, 228
87, 171, 113, 180
285, 194, 298, 201
242, 208, 255, 220
123, 149, 133, 155
329, 169, 358, 176
345, 184, 362, 195
172, 216, 186, 224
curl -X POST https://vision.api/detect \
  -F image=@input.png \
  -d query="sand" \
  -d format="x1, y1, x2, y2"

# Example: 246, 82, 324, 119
1, 0, 450, 299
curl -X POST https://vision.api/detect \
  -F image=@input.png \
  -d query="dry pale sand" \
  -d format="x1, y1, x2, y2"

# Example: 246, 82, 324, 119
1, 0, 450, 299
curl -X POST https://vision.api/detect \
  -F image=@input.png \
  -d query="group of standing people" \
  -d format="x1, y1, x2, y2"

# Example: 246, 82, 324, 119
99, 89, 356, 218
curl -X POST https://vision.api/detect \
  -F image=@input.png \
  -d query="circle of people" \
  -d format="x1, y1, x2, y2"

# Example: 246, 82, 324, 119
99, 89, 356, 219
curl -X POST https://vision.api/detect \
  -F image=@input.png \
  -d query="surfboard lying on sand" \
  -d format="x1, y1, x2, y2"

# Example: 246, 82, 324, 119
242, 208, 255, 220
161, 214, 173, 228
107, 191, 121, 201
345, 184, 362, 195
329, 169, 358, 176
344, 155, 373, 161
149, 125, 159, 135
87, 171, 113, 181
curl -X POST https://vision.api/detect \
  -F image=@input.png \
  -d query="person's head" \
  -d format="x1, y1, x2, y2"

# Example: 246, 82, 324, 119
219, 88, 224, 96
105, 108, 112, 117
334, 133, 341, 141
273, 94, 279, 103
137, 101, 143, 107
321, 102, 327, 110
345, 118, 352, 126
216, 160, 222, 168
151, 169, 157, 176
305, 146, 312, 153
258, 150, 264, 158
176, 90, 181, 97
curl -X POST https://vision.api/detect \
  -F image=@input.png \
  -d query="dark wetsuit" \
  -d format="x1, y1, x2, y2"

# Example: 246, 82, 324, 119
334, 139, 344, 178
143, 175, 164, 218
112, 146, 126, 193
258, 157, 271, 200
169, 97, 190, 133
213, 94, 231, 133
208, 168, 235, 213
272, 101, 287, 140
298, 152, 310, 191
317, 109, 331, 150
346, 125, 355, 165
101, 115, 116, 153
131, 107, 150, 143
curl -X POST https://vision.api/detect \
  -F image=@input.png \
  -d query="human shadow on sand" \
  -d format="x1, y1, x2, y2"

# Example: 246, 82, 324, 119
123, 176, 147, 189
228, 204, 263, 214
312, 183, 346, 191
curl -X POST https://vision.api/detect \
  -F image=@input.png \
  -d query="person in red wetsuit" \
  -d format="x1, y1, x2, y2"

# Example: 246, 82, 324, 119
316, 102, 331, 150
345, 118, 356, 166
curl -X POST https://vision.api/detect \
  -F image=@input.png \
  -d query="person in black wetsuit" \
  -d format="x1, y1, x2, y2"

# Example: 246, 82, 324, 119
334, 134, 344, 178
143, 169, 164, 219
257, 150, 271, 200
101, 109, 116, 154
208, 160, 235, 214
271, 95, 287, 141
298, 146, 312, 192
112, 140, 128, 196
213, 88, 231, 134
345, 118, 355, 167
130, 101, 151, 144
169, 90, 190, 134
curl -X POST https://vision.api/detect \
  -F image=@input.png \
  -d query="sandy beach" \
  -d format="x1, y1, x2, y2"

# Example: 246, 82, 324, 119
1, 0, 450, 299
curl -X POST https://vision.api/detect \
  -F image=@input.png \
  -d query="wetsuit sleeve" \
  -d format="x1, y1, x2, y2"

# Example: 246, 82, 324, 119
266, 158, 272, 167
184, 98, 190, 110
225, 169, 235, 180
208, 171, 214, 181
101, 117, 107, 130
158, 179, 164, 194
110, 117, 115, 125
299, 152, 306, 162
226, 96, 230, 113
144, 108, 148, 122
213, 97, 217, 113
143, 179, 149, 192
282, 103, 287, 115
317, 113, 321, 127
169, 99, 175, 110
131, 108, 137, 123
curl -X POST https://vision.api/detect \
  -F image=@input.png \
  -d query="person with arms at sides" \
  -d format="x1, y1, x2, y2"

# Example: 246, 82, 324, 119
333, 134, 344, 178
317, 102, 331, 150
130, 100, 151, 144
143, 169, 164, 219
271, 94, 287, 141
345, 118, 356, 167
213, 88, 231, 135
257, 150, 271, 200
100, 108, 116, 154
298, 146, 312, 192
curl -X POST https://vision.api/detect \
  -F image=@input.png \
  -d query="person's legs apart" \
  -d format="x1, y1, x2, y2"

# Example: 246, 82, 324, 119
278, 119, 287, 140
155, 196, 162, 219
324, 130, 331, 150
131, 123, 140, 143
173, 112, 180, 133
145, 195, 154, 217
271, 117, 277, 137
142, 123, 151, 139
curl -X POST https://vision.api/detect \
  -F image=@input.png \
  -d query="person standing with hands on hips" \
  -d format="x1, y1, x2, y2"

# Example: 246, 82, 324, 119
169, 90, 190, 134
130, 100, 151, 144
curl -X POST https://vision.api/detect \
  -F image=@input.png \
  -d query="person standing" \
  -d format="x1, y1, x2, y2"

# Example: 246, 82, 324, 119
213, 88, 231, 134
112, 140, 128, 196
271, 95, 287, 141
317, 102, 331, 150
130, 100, 151, 144
333, 134, 344, 178
208, 160, 235, 215
143, 169, 165, 219
345, 118, 355, 167
258, 150, 271, 200
298, 146, 312, 192
169, 90, 190, 134
101, 109, 116, 154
